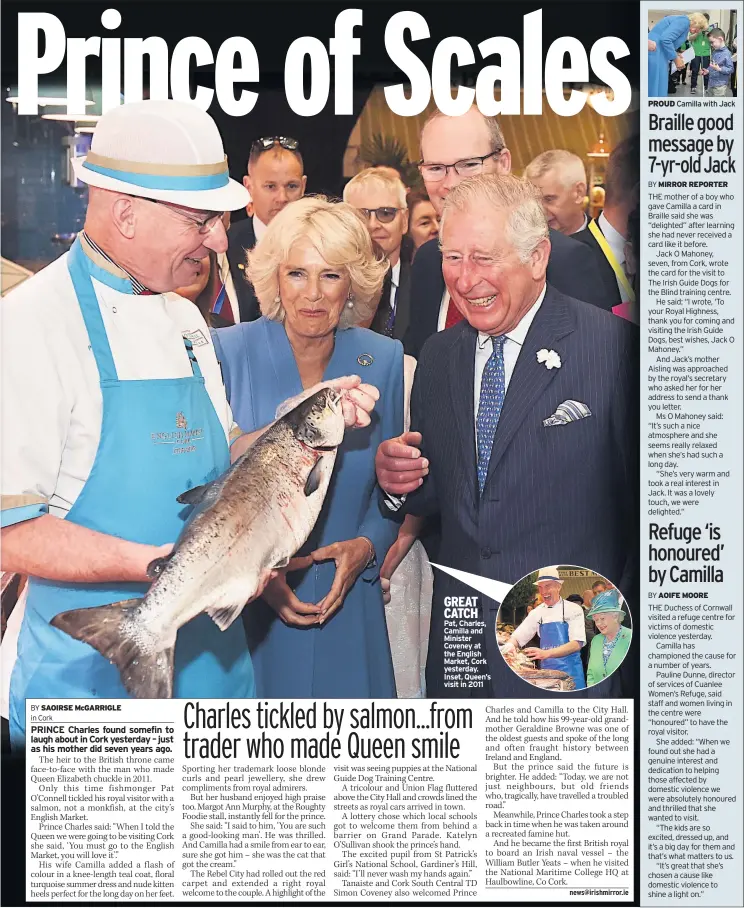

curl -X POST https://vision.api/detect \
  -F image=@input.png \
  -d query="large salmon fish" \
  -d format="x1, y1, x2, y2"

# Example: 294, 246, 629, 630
51, 388, 345, 698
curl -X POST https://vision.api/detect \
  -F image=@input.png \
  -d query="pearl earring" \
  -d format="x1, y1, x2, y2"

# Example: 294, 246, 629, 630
274, 294, 281, 304
346, 293, 354, 309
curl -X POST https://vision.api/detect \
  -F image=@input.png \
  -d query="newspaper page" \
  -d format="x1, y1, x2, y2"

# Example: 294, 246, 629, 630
641, 2, 742, 905
0, 1, 741, 907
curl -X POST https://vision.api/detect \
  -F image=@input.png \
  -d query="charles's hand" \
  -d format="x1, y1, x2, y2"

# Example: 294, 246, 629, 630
312, 537, 373, 623
523, 647, 548, 661
375, 432, 428, 495
500, 640, 517, 655
675, 55, 685, 70
261, 557, 319, 626
648, 39, 657, 52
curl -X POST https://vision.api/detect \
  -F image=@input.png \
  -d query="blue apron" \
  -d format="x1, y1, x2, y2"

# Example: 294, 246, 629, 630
9, 238, 254, 748
538, 600, 586, 690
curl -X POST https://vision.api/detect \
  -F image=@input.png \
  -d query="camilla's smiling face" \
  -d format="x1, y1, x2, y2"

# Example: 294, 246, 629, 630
278, 238, 351, 340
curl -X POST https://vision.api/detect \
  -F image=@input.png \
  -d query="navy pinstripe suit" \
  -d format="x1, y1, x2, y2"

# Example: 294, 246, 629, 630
403, 285, 639, 699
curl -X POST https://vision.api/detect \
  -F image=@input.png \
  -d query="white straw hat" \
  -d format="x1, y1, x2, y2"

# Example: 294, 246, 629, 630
534, 566, 563, 585
72, 99, 249, 211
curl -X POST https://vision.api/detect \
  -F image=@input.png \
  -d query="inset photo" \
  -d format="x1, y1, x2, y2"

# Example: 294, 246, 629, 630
497, 565, 632, 692
647, 10, 736, 99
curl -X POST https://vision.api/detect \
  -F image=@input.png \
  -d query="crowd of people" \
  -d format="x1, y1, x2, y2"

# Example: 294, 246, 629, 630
2, 94, 640, 744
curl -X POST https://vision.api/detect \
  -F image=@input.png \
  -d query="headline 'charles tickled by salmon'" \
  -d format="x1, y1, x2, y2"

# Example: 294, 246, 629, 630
51, 388, 345, 698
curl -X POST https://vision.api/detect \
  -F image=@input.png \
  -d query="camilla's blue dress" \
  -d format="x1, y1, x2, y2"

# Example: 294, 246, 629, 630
648, 16, 690, 97
213, 317, 403, 698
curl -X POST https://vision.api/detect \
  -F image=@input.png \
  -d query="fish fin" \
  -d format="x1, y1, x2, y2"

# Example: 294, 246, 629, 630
304, 458, 324, 496
146, 552, 174, 580
205, 601, 246, 632
51, 600, 174, 699
176, 481, 213, 506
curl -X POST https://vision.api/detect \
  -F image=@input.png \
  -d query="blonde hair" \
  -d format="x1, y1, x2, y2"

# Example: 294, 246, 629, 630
343, 167, 407, 208
688, 12, 709, 30
246, 195, 389, 328
441, 174, 549, 263
525, 149, 586, 187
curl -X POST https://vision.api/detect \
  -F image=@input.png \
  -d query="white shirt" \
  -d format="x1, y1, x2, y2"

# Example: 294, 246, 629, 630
389, 259, 401, 313
252, 215, 268, 243
473, 285, 546, 425
1, 252, 237, 522
511, 598, 587, 649
385, 285, 546, 510
598, 211, 630, 302
570, 213, 589, 234
436, 287, 450, 332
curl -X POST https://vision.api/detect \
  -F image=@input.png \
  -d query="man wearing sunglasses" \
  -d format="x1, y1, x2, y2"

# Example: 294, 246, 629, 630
403, 106, 609, 359
226, 136, 306, 322
343, 167, 413, 340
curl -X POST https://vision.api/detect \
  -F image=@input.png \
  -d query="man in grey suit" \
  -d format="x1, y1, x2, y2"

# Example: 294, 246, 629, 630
376, 174, 638, 700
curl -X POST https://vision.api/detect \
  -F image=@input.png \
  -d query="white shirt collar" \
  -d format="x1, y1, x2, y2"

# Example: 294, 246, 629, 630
570, 213, 589, 234
598, 212, 626, 264
253, 215, 268, 242
391, 260, 401, 288
476, 284, 547, 351
543, 597, 565, 610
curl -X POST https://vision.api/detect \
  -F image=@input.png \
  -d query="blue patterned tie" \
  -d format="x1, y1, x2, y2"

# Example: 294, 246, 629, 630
476, 335, 507, 494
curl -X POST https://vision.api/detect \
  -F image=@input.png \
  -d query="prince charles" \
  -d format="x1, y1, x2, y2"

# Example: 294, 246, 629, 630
376, 174, 638, 699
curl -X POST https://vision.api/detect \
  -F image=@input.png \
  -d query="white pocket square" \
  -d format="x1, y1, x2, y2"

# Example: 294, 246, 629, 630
543, 400, 592, 427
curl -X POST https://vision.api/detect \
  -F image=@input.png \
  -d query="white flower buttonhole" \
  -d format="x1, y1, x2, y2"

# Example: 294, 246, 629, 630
536, 349, 562, 370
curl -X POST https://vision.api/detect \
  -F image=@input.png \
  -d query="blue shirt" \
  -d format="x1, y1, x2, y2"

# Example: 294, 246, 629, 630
708, 46, 734, 87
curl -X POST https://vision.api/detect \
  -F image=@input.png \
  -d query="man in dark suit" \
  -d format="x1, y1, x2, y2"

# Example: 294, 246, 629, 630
226, 136, 306, 322
572, 136, 640, 321
403, 107, 611, 358
344, 167, 413, 341
376, 174, 638, 700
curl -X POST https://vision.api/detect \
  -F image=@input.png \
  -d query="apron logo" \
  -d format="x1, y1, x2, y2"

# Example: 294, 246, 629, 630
182, 329, 209, 348
151, 418, 204, 455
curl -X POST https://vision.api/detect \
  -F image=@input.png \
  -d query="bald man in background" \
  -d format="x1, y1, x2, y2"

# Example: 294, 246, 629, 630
226, 137, 306, 322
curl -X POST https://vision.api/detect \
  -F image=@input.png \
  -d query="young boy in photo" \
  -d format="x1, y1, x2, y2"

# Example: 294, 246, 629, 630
702, 29, 735, 95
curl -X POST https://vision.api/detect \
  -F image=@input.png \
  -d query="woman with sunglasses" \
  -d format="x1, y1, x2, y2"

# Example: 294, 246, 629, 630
213, 196, 404, 699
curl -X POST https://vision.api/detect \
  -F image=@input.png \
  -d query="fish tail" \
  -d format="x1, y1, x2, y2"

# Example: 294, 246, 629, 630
51, 599, 175, 699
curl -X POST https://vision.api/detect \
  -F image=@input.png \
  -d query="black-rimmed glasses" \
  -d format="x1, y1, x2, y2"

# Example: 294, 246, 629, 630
357, 207, 404, 224
417, 150, 504, 182
252, 136, 300, 152
137, 197, 223, 234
